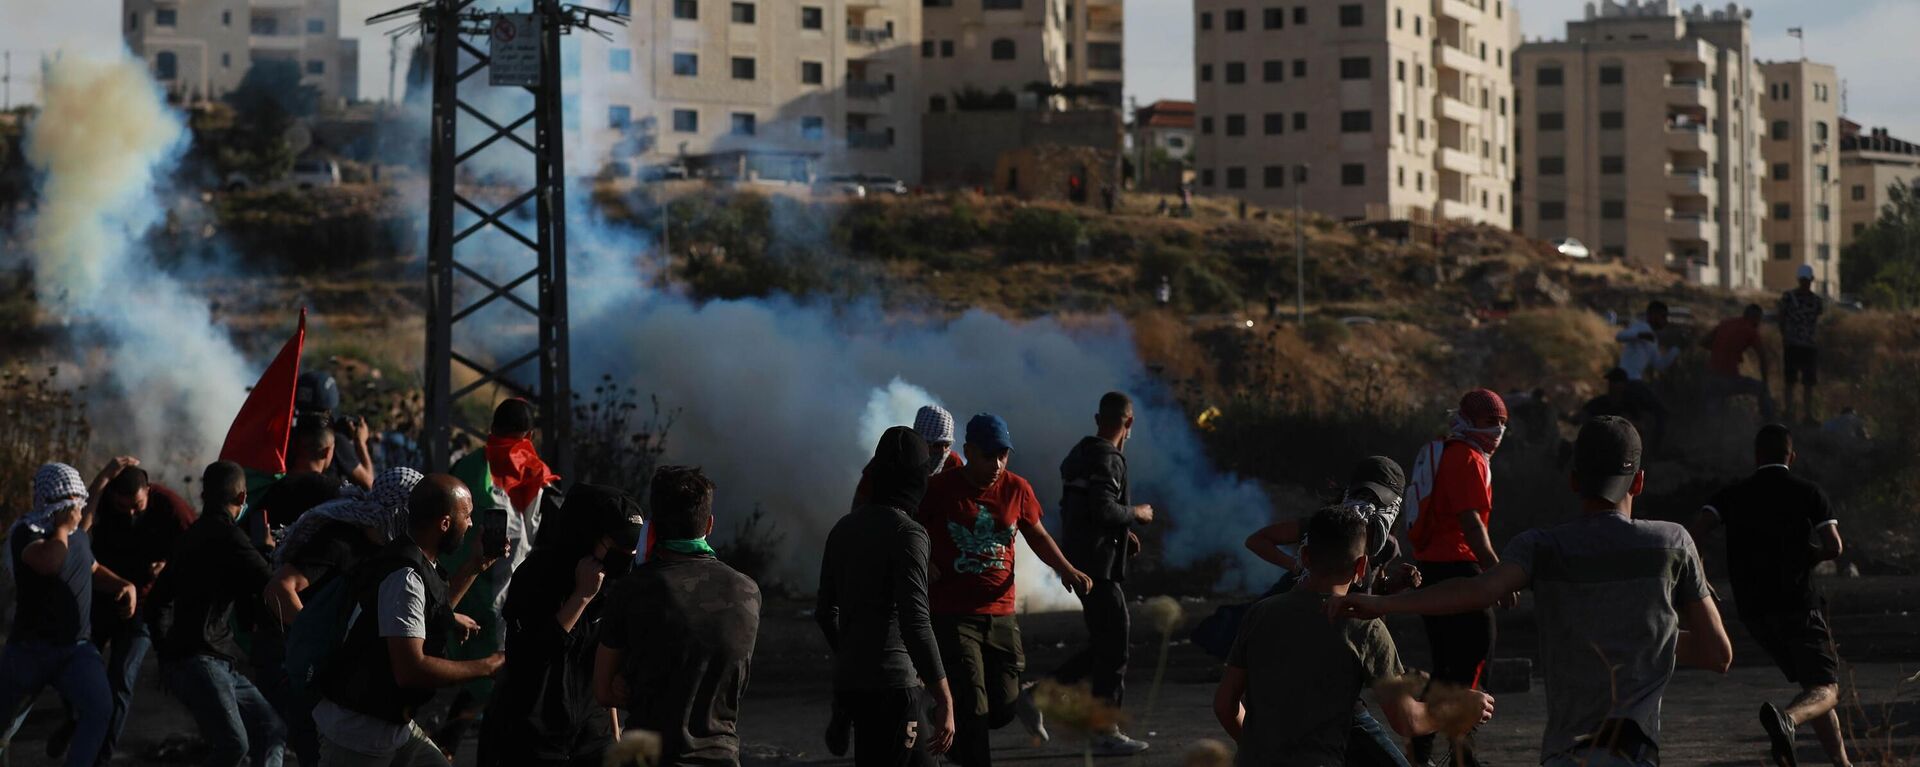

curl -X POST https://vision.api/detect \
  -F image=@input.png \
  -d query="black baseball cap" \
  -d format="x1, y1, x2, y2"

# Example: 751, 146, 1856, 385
1575, 416, 1643, 503
1347, 456, 1405, 507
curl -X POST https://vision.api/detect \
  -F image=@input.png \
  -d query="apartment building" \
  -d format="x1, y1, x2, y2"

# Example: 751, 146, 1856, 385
1839, 122, 1920, 251
919, 0, 1122, 113
124, 0, 358, 105
1191, 0, 1517, 226
1514, 0, 1767, 290
572, 0, 922, 182
1758, 60, 1841, 295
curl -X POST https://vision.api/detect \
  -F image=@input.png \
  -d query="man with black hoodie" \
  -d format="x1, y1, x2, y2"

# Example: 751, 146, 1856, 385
818, 427, 957, 766
1054, 392, 1155, 756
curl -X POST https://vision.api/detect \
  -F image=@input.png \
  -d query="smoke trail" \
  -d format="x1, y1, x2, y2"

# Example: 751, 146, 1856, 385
18, 53, 252, 468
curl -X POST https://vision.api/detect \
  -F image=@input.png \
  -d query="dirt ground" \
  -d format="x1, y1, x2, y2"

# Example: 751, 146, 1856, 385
3, 577, 1915, 767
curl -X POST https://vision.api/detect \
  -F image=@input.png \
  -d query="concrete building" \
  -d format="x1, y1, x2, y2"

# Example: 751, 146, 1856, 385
919, 0, 1122, 113
1191, 0, 1518, 226
1514, 0, 1767, 290
1134, 99, 1196, 161
1758, 60, 1841, 295
1839, 121, 1920, 251
124, 0, 359, 106
571, 0, 923, 182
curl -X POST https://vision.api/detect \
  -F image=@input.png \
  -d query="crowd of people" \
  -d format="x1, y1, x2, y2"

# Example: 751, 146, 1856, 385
0, 365, 1859, 766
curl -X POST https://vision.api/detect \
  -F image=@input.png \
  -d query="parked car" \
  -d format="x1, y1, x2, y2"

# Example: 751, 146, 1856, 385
857, 174, 908, 195
815, 174, 866, 198
224, 158, 341, 192
640, 162, 690, 181
1553, 237, 1591, 259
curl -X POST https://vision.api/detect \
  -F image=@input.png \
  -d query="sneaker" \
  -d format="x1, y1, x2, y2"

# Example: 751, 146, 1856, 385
825, 707, 851, 757
1090, 727, 1149, 757
1013, 683, 1050, 743
1760, 702, 1799, 767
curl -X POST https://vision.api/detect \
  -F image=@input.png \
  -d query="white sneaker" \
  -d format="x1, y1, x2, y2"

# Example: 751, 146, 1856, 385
1090, 727, 1150, 757
1013, 683, 1049, 743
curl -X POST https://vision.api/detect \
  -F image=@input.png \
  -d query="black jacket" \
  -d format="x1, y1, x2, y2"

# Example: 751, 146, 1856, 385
147, 510, 274, 663
816, 504, 946, 692
322, 541, 455, 724
1059, 436, 1134, 582
478, 548, 612, 764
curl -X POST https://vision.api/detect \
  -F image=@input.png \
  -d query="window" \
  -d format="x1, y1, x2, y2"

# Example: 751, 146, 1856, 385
1774, 203, 1791, 221
155, 51, 177, 79
306, 59, 325, 75
609, 48, 632, 73
1780, 83, 1791, 100
1340, 57, 1371, 79
1226, 114, 1246, 136
1854, 223, 1867, 236
1396, 60, 1406, 82
1496, 50, 1503, 68
1199, 11, 1212, 30
609, 106, 632, 129
1819, 244, 1832, 261
1603, 200, 1625, 220
1416, 171, 1424, 191
1226, 167, 1247, 189
1200, 117, 1213, 135
1538, 157, 1565, 175
991, 39, 1015, 60
731, 57, 756, 80
672, 109, 697, 132
929, 95, 947, 112
1815, 122, 1830, 142
1413, 16, 1421, 35
1167, 136, 1185, 149
1225, 62, 1246, 83
221, 52, 230, 67
1602, 155, 1624, 174
1293, 112, 1306, 131
1416, 64, 1424, 86
922, 41, 935, 58
307, 18, 325, 34
1771, 120, 1789, 140
1293, 7, 1306, 24
802, 6, 823, 29
1599, 65, 1623, 85
1818, 204, 1831, 221
1538, 112, 1564, 131
1772, 163, 1789, 181
1395, 8, 1403, 28
222, 10, 230, 25
1225, 9, 1245, 30
983, 0, 1021, 7
941, 40, 954, 56
1265, 165, 1287, 188
1264, 60, 1285, 82
1089, 43, 1121, 71
1339, 4, 1362, 26
1340, 110, 1372, 132
1263, 8, 1284, 29
801, 61, 823, 84
1341, 163, 1365, 186
1853, 185, 1867, 201
1599, 111, 1624, 130
731, 2, 755, 23
1537, 67, 1563, 86
1200, 64, 1214, 82
1397, 166, 1405, 187
1479, 42, 1486, 60
801, 116, 825, 140
1417, 119, 1426, 139
674, 0, 697, 19
155, 8, 176, 26
1293, 59, 1306, 77
1773, 243, 1793, 261
1201, 169, 1215, 187
1817, 164, 1830, 183
730, 113, 756, 135
1397, 113, 1406, 134
672, 53, 698, 76
1540, 201, 1566, 220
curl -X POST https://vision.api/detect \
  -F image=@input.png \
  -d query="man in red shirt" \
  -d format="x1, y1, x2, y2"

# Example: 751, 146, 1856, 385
922, 413, 1092, 767
1406, 389, 1508, 766
1705, 304, 1777, 419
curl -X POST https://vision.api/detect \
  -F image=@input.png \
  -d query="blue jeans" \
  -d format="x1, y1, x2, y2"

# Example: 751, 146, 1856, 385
0, 640, 112, 767
1544, 749, 1657, 767
1348, 706, 1414, 767
163, 655, 287, 767
88, 618, 152, 765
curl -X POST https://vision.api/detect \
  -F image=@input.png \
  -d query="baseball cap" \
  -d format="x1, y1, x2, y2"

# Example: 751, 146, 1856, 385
965, 413, 1014, 452
295, 371, 340, 414
1574, 416, 1643, 503
1347, 456, 1405, 508
1797, 264, 1815, 281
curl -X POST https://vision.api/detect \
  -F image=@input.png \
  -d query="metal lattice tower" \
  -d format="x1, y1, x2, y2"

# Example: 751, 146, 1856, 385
373, 0, 625, 476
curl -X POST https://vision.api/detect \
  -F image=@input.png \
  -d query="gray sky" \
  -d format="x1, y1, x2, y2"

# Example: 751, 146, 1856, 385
3, 0, 1916, 137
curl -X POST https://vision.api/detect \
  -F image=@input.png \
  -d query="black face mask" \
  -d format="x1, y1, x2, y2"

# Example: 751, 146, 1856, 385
598, 549, 637, 579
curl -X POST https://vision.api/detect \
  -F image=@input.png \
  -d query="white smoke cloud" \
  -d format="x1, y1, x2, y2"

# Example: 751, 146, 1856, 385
18, 53, 252, 470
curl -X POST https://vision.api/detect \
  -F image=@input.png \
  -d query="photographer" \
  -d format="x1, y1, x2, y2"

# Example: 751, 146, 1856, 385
295, 371, 373, 491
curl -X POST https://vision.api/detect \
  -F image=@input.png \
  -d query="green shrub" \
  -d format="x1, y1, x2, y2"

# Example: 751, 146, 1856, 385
1490, 308, 1613, 391
1000, 207, 1083, 263
1303, 316, 1352, 350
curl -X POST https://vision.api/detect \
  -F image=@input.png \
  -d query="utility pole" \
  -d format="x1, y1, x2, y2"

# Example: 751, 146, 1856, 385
1294, 163, 1308, 324
387, 39, 398, 103
3, 51, 11, 111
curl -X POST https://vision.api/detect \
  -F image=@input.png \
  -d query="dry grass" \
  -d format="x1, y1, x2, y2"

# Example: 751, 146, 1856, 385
0, 366, 92, 531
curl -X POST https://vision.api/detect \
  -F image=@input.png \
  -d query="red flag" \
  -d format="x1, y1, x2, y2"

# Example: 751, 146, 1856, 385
220, 309, 306, 474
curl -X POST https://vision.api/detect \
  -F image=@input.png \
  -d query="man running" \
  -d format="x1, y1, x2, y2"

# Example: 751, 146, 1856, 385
1704, 304, 1776, 419
1332, 417, 1733, 766
1055, 392, 1154, 756
1779, 265, 1824, 423
1404, 389, 1507, 765
1616, 301, 1678, 382
920, 414, 1090, 766
1691, 425, 1851, 767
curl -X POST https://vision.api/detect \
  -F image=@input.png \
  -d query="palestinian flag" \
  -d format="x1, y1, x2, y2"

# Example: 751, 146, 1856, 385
220, 309, 306, 518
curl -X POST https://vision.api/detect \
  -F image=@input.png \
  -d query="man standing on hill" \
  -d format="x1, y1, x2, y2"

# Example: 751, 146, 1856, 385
1333, 417, 1734, 767
1617, 301, 1679, 382
1705, 304, 1776, 419
920, 414, 1090, 766
1405, 389, 1507, 766
1779, 265, 1825, 424
1055, 392, 1154, 756
1690, 425, 1851, 767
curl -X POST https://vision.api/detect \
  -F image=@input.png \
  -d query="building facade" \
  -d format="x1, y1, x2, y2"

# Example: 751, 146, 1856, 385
1191, 0, 1517, 226
1758, 60, 1841, 295
571, 0, 923, 182
1514, 0, 1767, 290
1839, 122, 1920, 252
919, 0, 1122, 114
124, 0, 358, 106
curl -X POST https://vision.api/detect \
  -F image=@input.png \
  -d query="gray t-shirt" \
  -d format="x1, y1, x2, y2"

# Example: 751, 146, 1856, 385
313, 569, 427, 755
1228, 588, 1404, 767
1502, 512, 1709, 760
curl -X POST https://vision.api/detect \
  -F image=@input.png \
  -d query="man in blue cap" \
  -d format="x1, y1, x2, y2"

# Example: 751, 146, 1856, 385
918, 414, 1091, 767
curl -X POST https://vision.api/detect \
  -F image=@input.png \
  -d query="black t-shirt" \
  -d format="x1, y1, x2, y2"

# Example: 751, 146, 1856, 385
599, 557, 761, 766
1705, 466, 1837, 615
287, 520, 380, 590
252, 472, 343, 541
481, 548, 614, 763
8, 523, 95, 643
90, 486, 195, 636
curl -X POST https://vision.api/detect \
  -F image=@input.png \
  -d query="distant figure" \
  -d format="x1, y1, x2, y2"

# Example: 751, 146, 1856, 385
1156, 276, 1172, 307
1779, 264, 1825, 423
1155, 197, 1170, 216
1101, 183, 1117, 213
1704, 304, 1776, 420
1691, 425, 1851, 767
1180, 183, 1195, 217
1821, 407, 1869, 441
1616, 301, 1678, 382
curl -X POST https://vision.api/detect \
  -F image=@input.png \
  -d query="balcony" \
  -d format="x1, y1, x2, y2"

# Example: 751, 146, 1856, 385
1667, 211, 1714, 241
846, 79, 893, 99
1435, 42, 1479, 73
1665, 77, 1711, 107
846, 27, 894, 45
1439, 94, 1477, 124
1438, 199, 1480, 221
1667, 167, 1709, 192
1438, 0, 1484, 21
1439, 146, 1477, 173
251, 0, 304, 8
249, 33, 303, 52
1666, 120, 1712, 151
848, 130, 893, 150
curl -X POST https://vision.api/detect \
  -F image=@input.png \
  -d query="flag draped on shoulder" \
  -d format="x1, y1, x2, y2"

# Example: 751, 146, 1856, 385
221, 309, 306, 475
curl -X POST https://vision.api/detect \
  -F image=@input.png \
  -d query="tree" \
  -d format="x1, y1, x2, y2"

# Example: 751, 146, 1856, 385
1841, 181, 1920, 308
219, 60, 320, 183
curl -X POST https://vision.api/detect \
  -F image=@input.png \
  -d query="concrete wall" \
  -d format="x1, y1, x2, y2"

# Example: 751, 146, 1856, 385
922, 108, 1121, 187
